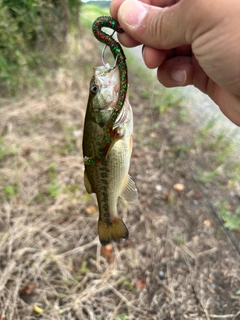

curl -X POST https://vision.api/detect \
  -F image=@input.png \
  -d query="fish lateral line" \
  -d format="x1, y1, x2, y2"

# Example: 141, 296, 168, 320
85, 16, 128, 165
84, 123, 120, 165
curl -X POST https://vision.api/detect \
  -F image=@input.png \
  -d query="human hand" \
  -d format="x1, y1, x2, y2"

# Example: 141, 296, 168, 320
110, 0, 240, 126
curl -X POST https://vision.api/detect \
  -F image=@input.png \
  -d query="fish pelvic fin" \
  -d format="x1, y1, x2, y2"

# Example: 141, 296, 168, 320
84, 171, 94, 194
98, 217, 129, 246
120, 175, 138, 204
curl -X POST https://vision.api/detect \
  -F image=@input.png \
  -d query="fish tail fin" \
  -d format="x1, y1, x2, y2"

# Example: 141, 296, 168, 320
98, 217, 129, 246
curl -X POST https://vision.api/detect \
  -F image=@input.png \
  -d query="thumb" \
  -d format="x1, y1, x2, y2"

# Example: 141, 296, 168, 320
117, 0, 192, 49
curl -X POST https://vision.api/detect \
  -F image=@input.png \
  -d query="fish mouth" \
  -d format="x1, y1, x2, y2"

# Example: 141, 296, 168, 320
93, 65, 120, 90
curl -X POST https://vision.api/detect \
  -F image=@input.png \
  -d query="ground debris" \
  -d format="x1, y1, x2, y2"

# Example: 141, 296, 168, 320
0, 30, 240, 320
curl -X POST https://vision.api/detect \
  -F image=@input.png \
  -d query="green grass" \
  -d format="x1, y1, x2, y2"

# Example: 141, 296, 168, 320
0, 139, 19, 201
46, 163, 59, 198
196, 168, 222, 184
218, 203, 240, 232
154, 90, 184, 114
174, 235, 186, 246
3, 184, 18, 199
0, 138, 17, 160
194, 119, 239, 183
193, 121, 240, 231
117, 315, 128, 320
80, 4, 110, 28
79, 261, 90, 275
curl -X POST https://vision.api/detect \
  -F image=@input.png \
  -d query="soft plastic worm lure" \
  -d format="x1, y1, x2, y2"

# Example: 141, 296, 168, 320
84, 16, 128, 165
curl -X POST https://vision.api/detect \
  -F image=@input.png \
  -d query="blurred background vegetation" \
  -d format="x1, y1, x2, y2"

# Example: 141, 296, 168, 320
0, 0, 82, 96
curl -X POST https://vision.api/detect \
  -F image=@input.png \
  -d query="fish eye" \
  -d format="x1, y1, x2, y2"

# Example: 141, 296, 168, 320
90, 85, 99, 95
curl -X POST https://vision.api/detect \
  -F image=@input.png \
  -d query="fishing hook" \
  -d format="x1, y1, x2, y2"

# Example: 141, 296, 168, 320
101, 31, 118, 70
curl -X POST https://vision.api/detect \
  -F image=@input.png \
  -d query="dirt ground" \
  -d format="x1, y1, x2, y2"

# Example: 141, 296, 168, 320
0, 31, 240, 320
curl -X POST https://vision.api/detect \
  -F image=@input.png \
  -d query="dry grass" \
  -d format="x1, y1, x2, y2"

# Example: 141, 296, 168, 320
0, 31, 240, 320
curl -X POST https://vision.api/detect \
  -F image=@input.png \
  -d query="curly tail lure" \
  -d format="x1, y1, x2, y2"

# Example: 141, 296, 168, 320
84, 16, 128, 165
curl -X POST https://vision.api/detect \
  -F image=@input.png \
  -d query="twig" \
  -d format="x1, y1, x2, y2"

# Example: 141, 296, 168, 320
109, 284, 146, 315
191, 283, 211, 320
233, 311, 240, 320
110, 301, 124, 320
209, 314, 236, 319
0, 260, 16, 292
202, 307, 211, 320
58, 237, 98, 256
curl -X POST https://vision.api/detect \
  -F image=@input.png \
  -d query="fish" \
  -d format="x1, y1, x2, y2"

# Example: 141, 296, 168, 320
82, 64, 138, 245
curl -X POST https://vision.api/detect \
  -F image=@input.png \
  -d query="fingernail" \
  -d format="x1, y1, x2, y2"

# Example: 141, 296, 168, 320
171, 68, 187, 84
119, 0, 148, 27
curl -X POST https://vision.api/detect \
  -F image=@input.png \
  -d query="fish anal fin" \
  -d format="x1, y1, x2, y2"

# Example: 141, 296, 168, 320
84, 170, 94, 194
120, 175, 138, 204
98, 217, 128, 246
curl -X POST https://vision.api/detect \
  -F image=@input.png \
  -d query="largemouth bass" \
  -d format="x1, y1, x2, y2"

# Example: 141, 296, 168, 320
82, 65, 138, 245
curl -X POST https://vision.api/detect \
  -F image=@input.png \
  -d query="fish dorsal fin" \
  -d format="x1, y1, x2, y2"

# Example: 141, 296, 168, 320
120, 175, 138, 203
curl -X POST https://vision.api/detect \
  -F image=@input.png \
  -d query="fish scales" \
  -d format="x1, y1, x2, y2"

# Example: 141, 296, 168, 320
83, 65, 138, 245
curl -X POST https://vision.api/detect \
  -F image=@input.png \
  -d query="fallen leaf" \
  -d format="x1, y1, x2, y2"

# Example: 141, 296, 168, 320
101, 244, 113, 258
22, 146, 33, 156
117, 240, 134, 249
33, 305, 44, 314
194, 192, 203, 199
162, 192, 172, 201
101, 244, 115, 263
131, 152, 139, 158
19, 283, 36, 296
192, 235, 199, 242
204, 220, 211, 227
0, 314, 6, 320
150, 132, 156, 138
135, 278, 146, 289
186, 190, 194, 197
173, 183, 185, 191
86, 205, 97, 215
56, 216, 69, 224
107, 255, 115, 263
209, 288, 216, 294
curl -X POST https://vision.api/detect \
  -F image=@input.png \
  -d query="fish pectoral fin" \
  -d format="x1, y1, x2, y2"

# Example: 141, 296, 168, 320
105, 134, 120, 158
114, 125, 126, 139
98, 217, 128, 246
120, 175, 138, 204
113, 98, 131, 130
106, 122, 128, 159
84, 171, 94, 194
